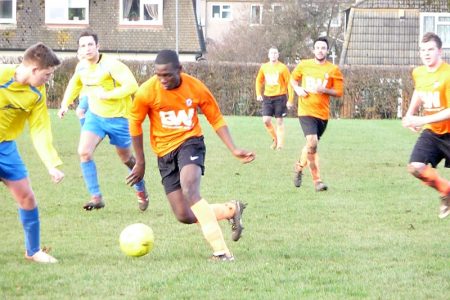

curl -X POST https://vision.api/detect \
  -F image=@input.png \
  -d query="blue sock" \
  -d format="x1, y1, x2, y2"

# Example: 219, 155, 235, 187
81, 160, 101, 196
79, 118, 85, 126
19, 207, 40, 256
134, 179, 145, 192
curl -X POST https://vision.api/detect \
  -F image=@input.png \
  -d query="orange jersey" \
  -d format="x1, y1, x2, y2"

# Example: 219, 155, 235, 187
129, 73, 227, 157
413, 62, 450, 135
291, 59, 344, 120
255, 61, 291, 97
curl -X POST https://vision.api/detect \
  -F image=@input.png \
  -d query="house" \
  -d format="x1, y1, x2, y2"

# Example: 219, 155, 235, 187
0, 0, 205, 61
339, 0, 450, 66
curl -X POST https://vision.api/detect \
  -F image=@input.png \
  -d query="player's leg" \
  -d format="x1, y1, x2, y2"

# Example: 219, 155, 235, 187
109, 117, 149, 211
407, 130, 450, 218
78, 112, 104, 210
273, 95, 288, 150
179, 164, 232, 260
76, 95, 89, 126
262, 99, 277, 149
0, 141, 56, 263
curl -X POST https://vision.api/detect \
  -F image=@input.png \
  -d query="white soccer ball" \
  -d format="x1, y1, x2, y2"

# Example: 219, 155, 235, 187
119, 223, 154, 257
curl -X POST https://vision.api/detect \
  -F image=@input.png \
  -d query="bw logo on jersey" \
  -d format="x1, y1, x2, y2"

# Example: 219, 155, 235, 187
160, 108, 195, 129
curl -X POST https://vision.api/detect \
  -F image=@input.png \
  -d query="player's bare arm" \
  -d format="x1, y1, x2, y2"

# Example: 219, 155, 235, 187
126, 134, 146, 186
215, 126, 255, 164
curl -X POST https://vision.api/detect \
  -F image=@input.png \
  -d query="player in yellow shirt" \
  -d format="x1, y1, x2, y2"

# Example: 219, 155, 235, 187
402, 32, 450, 219
1, 43, 64, 263
288, 37, 344, 192
58, 30, 149, 211
255, 47, 292, 150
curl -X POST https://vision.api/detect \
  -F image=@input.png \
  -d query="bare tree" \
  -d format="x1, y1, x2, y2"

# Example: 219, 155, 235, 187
206, 0, 350, 63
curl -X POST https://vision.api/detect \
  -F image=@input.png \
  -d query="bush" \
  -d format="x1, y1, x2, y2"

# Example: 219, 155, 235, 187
3, 56, 414, 119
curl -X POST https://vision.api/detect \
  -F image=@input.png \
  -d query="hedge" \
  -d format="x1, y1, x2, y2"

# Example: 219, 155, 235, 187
4, 57, 415, 119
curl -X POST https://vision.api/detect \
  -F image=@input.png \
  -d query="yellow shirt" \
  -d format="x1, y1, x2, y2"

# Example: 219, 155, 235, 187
61, 54, 138, 118
0, 64, 62, 170
413, 62, 450, 135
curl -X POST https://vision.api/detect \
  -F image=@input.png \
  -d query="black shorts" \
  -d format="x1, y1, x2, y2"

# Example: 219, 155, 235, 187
157, 136, 206, 194
409, 129, 450, 168
299, 116, 328, 139
262, 95, 287, 118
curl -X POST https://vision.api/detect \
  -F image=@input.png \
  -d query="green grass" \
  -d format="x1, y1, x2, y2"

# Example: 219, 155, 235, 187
1, 112, 449, 299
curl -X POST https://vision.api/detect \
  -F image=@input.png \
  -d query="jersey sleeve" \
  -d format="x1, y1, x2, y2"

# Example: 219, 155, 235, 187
61, 71, 83, 108
197, 81, 227, 131
129, 81, 151, 137
255, 66, 265, 97
104, 59, 139, 100
28, 90, 62, 170
330, 66, 344, 97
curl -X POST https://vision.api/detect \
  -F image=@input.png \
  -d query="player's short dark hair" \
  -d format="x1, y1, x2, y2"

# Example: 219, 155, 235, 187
313, 37, 329, 49
155, 49, 180, 68
421, 32, 442, 49
78, 29, 99, 45
23, 42, 60, 69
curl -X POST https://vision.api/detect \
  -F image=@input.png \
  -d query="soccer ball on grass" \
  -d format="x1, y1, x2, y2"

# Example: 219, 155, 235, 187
119, 223, 154, 257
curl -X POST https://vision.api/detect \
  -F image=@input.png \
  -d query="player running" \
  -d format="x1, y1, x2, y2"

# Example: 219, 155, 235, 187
255, 46, 293, 150
402, 32, 450, 219
127, 49, 255, 261
288, 37, 344, 192
1, 43, 64, 263
58, 30, 149, 211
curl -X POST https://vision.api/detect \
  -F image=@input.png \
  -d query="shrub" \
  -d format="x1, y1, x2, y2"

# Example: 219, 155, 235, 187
3, 56, 415, 119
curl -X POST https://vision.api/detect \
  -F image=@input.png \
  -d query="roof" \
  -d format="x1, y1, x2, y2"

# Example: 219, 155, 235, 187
353, 0, 449, 11
340, 0, 450, 66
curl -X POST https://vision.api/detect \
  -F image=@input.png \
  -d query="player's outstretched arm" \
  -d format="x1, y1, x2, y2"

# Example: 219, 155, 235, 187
126, 134, 146, 186
215, 126, 255, 164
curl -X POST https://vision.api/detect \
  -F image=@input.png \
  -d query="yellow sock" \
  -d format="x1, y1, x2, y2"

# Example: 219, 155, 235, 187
191, 199, 230, 256
265, 123, 277, 141
299, 146, 308, 169
276, 124, 285, 148
210, 202, 236, 221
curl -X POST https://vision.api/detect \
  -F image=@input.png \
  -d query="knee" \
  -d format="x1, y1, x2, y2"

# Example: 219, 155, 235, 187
307, 144, 317, 154
407, 163, 424, 177
175, 212, 196, 224
16, 190, 37, 210
78, 149, 92, 162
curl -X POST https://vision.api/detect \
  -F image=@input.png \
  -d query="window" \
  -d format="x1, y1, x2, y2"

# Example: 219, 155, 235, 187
271, 4, 282, 24
250, 5, 262, 25
211, 4, 231, 20
421, 13, 450, 48
120, 0, 163, 25
0, 0, 16, 24
45, 0, 89, 24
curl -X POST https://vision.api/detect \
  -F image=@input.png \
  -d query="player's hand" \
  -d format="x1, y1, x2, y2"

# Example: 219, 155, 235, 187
402, 115, 423, 128
256, 95, 263, 102
126, 163, 145, 186
294, 86, 308, 97
57, 107, 68, 119
287, 102, 294, 110
232, 149, 256, 164
49, 168, 64, 183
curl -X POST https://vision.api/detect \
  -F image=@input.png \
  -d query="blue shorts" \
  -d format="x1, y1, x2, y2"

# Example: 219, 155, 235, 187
78, 95, 89, 111
82, 111, 131, 148
0, 141, 28, 181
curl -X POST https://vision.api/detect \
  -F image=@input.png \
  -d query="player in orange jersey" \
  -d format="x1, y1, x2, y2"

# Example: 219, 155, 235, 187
288, 37, 344, 191
127, 50, 255, 261
255, 47, 293, 150
402, 32, 450, 219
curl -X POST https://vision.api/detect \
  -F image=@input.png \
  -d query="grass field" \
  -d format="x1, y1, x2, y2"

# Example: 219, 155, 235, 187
1, 112, 449, 299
